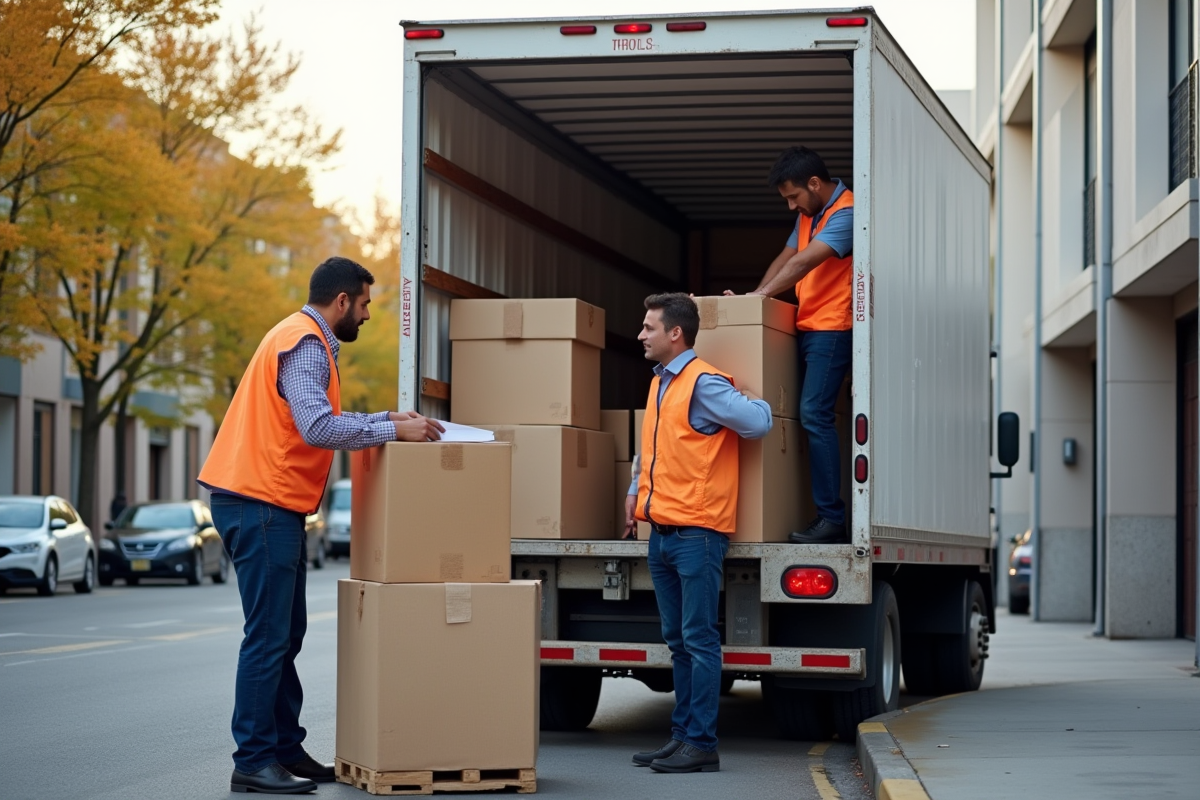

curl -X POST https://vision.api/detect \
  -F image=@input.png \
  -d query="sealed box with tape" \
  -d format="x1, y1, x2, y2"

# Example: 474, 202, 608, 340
480, 425, 615, 539
449, 298, 605, 430
337, 579, 540, 773
691, 295, 799, 418
349, 442, 512, 583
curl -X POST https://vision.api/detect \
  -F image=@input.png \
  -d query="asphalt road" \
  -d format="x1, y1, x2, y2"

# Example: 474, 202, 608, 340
0, 561, 871, 800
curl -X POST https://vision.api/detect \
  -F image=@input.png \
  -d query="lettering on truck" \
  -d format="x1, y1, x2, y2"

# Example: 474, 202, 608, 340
613, 37, 655, 51
855, 273, 867, 322
402, 276, 413, 337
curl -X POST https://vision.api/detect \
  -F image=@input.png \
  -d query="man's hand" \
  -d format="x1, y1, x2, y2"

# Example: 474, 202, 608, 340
389, 411, 445, 442
622, 495, 638, 539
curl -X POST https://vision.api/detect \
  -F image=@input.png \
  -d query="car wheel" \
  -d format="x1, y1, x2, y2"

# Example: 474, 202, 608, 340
312, 539, 325, 570
125, 576, 140, 586
212, 552, 230, 584
1008, 593, 1029, 615
73, 553, 95, 594
186, 549, 204, 585
36, 555, 58, 596
99, 575, 114, 587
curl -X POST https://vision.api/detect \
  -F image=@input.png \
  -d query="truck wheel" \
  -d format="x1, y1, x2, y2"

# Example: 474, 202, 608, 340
933, 580, 988, 694
831, 581, 901, 741
540, 666, 601, 731
1008, 592, 1029, 615
761, 677, 832, 741
900, 633, 939, 696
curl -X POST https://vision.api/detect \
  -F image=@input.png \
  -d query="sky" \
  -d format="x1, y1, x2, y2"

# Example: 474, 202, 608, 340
216, 1, 976, 223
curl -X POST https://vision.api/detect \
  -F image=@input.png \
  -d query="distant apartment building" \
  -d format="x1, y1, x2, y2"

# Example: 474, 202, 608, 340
974, 0, 1196, 640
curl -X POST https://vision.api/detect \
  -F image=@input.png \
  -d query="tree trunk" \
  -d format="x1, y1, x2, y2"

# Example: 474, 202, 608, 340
75, 384, 103, 530
114, 391, 130, 496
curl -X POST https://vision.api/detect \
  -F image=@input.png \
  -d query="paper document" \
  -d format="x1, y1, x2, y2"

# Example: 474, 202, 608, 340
436, 421, 495, 443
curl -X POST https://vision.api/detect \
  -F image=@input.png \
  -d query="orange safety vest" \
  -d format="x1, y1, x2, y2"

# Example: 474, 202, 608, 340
635, 357, 740, 534
794, 188, 855, 331
199, 312, 341, 514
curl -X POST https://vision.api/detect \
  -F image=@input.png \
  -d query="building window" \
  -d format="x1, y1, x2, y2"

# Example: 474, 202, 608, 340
33, 402, 54, 495
1084, 35, 1097, 270
1169, 0, 1196, 190
183, 426, 200, 500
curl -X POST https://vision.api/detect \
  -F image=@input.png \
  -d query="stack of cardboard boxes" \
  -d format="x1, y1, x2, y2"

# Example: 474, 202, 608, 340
335, 441, 540, 795
451, 298, 616, 541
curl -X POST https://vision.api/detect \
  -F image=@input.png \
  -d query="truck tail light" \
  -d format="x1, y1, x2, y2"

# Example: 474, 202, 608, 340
855, 413, 868, 445
666, 22, 706, 32
560, 25, 596, 35
781, 567, 837, 599
826, 17, 869, 27
614, 23, 652, 33
854, 454, 868, 483
405, 29, 444, 40
1017, 556, 1031, 567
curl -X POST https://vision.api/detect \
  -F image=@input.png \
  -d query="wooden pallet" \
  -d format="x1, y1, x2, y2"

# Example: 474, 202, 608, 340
335, 759, 536, 796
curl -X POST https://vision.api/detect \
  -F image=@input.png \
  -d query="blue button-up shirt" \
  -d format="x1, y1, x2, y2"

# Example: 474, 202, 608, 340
628, 349, 773, 495
785, 179, 853, 257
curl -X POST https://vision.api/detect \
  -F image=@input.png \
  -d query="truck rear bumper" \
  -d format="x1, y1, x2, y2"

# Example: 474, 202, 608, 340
539, 640, 865, 678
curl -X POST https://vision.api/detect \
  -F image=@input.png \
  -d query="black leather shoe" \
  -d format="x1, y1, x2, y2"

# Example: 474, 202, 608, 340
279, 752, 336, 783
650, 743, 720, 773
788, 517, 848, 544
632, 738, 683, 767
230, 763, 317, 794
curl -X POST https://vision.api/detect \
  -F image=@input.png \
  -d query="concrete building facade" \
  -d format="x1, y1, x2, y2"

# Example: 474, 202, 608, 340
975, 0, 1197, 640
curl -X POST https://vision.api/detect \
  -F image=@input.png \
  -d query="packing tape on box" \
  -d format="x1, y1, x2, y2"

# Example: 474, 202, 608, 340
445, 583, 472, 624
503, 301, 524, 338
357, 583, 366, 621
576, 429, 588, 468
440, 444, 464, 470
494, 429, 515, 444
698, 297, 718, 330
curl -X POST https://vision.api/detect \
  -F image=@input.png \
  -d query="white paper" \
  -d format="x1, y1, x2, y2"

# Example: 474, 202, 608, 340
436, 421, 495, 443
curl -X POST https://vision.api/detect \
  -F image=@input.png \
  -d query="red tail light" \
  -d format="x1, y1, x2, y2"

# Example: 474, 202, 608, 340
855, 413, 868, 445
666, 21, 707, 32
826, 17, 869, 27
560, 25, 596, 35
1017, 556, 1032, 567
614, 23, 652, 33
405, 29, 444, 40
854, 454, 869, 483
781, 567, 838, 599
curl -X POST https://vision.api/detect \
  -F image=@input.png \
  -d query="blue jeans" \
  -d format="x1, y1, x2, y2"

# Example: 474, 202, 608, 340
210, 494, 309, 773
648, 527, 730, 752
798, 330, 853, 525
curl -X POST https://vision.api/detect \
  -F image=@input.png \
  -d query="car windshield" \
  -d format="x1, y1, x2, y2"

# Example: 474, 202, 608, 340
121, 505, 194, 529
331, 488, 351, 511
0, 501, 45, 528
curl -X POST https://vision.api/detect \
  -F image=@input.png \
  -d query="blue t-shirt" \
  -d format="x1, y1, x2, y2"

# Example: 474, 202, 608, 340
785, 179, 853, 257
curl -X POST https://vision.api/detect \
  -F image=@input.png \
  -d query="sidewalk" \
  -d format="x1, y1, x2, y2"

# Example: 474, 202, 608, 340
857, 609, 1200, 800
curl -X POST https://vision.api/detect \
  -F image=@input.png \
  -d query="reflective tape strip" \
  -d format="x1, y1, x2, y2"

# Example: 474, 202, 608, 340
539, 641, 864, 676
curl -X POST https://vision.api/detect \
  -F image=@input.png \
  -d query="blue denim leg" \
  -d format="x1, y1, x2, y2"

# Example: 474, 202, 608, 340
210, 494, 309, 773
797, 330, 853, 525
648, 528, 729, 752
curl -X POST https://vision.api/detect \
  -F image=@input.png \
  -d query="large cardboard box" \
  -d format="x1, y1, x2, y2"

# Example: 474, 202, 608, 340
601, 410, 633, 462
449, 298, 605, 347
734, 417, 813, 543
337, 580, 540, 772
482, 425, 615, 539
350, 442, 512, 583
614, 461, 633, 537
692, 295, 799, 417
633, 409, 645, 455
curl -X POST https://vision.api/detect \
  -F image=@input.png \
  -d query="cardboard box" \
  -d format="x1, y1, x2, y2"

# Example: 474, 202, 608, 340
481, 426, 615, 539
449, 298, 605, 348
692, 295, 799, 417
633, 409, 646, 455
601, 410, 633, 462
734, 417, 813, 543
350, 442, 512, 583
614, 461, 633, 537
337, 579, 540, 772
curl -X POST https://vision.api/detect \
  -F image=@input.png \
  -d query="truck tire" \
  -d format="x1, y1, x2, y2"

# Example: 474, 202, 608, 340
1008, 592, 1029, 615
762, 677, 832, 741
539, 666, 601, 731
900, 633, 939, 696
932, 580, 988, 694
831, 581, 901, 741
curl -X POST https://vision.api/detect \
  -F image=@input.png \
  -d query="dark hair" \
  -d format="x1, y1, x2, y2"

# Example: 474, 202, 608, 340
308, 257, 375, 306
767, 146, 831, 189
644, 292, 700, 347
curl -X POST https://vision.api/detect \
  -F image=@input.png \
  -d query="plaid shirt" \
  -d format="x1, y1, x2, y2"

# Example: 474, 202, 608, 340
275, 305, 395, 451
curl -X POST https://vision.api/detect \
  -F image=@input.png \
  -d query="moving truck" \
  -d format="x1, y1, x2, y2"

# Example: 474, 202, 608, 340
397, 8, 1020, 740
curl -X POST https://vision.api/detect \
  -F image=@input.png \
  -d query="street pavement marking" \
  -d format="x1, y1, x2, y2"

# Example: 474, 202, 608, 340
858, 722, 889, 734
5, 643, 157, 667
145, 626, 232, 642
123, 619, 182, 628
308, 611, 337, 622
0, 639, 131, 656
809, 762, 842, 800
0, 633, 26, 638
878, 779, 930, 800
808, 742, 831, 757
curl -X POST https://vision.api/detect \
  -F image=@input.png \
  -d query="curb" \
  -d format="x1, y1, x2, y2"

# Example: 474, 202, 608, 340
856, 710, 931, 800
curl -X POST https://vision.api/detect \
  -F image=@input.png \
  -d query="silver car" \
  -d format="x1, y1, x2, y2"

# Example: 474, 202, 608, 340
0, 496, 97, 596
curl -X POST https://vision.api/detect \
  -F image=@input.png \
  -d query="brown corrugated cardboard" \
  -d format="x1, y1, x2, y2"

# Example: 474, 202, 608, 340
482, 425, 615, 539
337, 579, 540, 772
449, 298, 606, 349
734, 417, 812, 543
451, 339, 601, 430
601, 410, 633, 462
633, 408, 645, 455
694, 322, 799, 417
693, 294, 797, 334
349, 442, 512, 583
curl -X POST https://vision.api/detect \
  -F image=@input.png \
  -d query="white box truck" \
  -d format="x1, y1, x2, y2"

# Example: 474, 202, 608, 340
397, 8, 1019, 740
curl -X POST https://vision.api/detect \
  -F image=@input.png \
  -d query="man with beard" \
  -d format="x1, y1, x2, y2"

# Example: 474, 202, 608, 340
199, 256, 444, 795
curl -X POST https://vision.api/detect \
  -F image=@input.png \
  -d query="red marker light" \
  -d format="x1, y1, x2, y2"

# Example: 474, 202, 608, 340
614, 23, 652, 34
854, 454, 869, 483
405, 29, 444, 39
826, 17, 869, 27
854, 413, 868, 445
782, 567, 838, 599
666, 21, 707, 32
560, 25, 597, 35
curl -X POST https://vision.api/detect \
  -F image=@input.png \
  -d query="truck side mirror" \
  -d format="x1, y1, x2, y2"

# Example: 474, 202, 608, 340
992, 412, 1020, 478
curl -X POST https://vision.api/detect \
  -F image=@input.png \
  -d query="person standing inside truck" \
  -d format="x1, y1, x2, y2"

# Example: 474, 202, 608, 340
198, 256, 444, 796
730, 146, 854, 545
623, 293, 772, 774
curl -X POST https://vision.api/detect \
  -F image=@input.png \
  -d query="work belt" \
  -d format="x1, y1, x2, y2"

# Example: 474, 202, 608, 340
651, 524, 682, 536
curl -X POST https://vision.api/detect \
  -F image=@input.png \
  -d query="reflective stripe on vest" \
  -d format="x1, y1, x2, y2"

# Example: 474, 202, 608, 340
634, 357, 740, 534
198, 312, 340, 514
794, 188, 855, 331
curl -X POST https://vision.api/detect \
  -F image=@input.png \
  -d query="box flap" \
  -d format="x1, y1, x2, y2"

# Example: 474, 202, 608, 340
694, 295, 796, 335
449, 298, 606, 348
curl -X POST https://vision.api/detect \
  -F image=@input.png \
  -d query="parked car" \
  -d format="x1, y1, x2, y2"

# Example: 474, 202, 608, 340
1008, 529, 1032, 614
305, 509, 328, 569
0, 495, 96, 596
99, 500, 228, 586
326, 478, 351, 558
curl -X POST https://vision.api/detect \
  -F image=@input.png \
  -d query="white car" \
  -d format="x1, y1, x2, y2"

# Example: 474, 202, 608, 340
326, 478, 351, 558
0, 495, 96, 596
